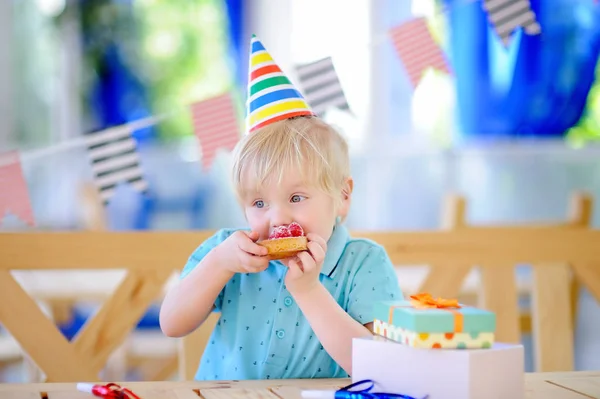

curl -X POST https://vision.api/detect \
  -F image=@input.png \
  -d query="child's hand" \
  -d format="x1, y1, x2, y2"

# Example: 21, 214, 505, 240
215, 231, 270, 274
285, 233, 327, 295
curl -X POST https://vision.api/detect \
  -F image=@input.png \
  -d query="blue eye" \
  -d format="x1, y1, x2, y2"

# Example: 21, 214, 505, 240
290, 195, 305, 203
254, 200, 265, 208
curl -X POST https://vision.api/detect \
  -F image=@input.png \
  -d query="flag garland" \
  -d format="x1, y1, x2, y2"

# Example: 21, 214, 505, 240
295, 56, 350, 117
3, 0, 547, 218
85, 125, 148, 204
0, 151, 35, 226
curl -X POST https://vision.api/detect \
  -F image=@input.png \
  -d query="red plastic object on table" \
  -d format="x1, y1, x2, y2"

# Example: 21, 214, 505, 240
76, 383, 141, 399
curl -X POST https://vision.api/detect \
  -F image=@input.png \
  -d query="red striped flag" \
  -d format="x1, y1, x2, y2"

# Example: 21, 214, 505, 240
190, 92, 241, 170
389, 17, 452, 88
0, 151, 35, 226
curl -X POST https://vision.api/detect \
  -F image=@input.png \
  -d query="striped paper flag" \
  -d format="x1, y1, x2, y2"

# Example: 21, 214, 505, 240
0, 151, 35, 226
389, 17, 452, 88
482, 0, 541, 46
85, 125, 148, 204
191, 92, 241, 170
295, 57, 350, 117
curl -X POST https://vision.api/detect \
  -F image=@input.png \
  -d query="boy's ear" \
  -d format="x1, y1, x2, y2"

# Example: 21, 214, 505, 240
338, 177, 354, 219
343, 177, 353, 199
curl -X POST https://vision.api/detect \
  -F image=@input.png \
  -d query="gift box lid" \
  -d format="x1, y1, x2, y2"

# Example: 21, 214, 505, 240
374, 295, 496, 334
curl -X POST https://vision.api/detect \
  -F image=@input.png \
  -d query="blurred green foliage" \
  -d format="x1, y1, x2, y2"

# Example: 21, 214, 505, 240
133, 0, 233, 140
65, 0, 233, 140
566, 58, 600, 147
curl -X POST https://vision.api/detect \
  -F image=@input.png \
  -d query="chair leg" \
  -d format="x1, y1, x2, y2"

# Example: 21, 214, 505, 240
570, 276, 580, 329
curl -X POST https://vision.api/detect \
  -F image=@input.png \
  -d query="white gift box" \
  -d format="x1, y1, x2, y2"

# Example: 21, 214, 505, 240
352, 335, 525, 399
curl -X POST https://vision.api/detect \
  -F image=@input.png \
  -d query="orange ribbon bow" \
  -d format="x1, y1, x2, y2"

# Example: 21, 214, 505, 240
409, 292, 462, 309
388, 292, 464, 333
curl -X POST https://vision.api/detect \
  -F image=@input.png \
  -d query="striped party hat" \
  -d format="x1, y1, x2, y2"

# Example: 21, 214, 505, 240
246, 34, 314, 133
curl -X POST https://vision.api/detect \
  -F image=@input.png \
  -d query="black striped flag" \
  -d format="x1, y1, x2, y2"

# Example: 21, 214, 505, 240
482, 0, 541, 46
85, 125, 148, 204
295, 57, 350, 117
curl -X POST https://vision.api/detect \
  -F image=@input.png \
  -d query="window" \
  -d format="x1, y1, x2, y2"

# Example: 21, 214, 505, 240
409, 0, 456, 147
290, 0, 371, 146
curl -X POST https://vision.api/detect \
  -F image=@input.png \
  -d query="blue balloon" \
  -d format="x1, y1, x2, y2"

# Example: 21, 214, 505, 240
443, 0, 600, 142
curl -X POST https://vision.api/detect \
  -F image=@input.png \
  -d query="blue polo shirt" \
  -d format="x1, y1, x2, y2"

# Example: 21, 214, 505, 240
180, 224, 403, 380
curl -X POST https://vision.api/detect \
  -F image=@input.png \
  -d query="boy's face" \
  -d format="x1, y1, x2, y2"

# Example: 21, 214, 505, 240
241, 168, 339, 246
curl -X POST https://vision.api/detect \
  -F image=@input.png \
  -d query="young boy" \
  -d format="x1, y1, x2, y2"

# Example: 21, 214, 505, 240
159, 35, 403, 380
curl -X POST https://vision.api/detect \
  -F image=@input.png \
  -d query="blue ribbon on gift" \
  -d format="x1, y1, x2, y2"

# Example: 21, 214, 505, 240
334, 380, 429, 399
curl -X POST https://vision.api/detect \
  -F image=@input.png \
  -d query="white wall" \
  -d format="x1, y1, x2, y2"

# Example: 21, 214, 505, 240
245, 0, 294, 77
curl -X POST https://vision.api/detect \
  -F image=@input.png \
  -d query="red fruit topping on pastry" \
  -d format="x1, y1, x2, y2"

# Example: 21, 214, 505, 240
268, 223, 304, 239
269, 225, 290, 239
287, 222, 304, 237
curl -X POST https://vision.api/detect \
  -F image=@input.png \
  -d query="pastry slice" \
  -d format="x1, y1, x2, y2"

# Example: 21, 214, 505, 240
258, 222, 308, 260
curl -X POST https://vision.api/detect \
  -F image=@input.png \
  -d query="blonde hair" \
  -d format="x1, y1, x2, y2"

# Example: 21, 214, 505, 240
231, 116, 350, 205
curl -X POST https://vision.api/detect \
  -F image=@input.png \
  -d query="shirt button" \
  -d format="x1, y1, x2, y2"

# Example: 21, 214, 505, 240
276, 329, 286, 339
284, 297, 293, 307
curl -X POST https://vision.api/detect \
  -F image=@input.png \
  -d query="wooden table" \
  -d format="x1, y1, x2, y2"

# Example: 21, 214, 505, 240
0, 372, 599, 398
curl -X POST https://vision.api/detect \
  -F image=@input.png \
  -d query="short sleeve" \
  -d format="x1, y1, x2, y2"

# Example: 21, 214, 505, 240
346, 245, 404, 325
179, 228, 237, 311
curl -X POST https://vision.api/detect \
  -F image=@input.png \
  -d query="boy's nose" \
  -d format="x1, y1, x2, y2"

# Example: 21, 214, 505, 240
270, 207, 293, 227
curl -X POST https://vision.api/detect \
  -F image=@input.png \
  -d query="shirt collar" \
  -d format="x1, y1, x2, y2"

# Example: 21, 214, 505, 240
320, 223, 349, 278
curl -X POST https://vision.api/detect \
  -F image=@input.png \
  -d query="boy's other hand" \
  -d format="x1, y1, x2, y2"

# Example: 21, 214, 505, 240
285, 233, 327, 296
215, 230, 270, 274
